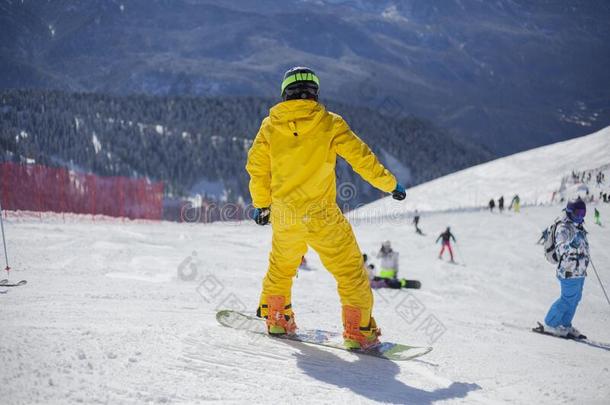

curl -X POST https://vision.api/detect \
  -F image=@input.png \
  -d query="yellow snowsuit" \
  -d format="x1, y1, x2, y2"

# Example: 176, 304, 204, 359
246, 99, 397, 329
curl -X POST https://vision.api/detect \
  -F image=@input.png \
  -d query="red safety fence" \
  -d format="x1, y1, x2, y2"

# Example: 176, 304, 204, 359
0, 162, 164, 220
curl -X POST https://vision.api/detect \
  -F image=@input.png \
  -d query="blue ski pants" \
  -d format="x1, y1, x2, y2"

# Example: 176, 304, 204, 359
544, 277, 585, 328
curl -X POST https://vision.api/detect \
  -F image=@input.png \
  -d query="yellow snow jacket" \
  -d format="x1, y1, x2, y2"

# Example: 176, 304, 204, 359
246, 99, 397, 213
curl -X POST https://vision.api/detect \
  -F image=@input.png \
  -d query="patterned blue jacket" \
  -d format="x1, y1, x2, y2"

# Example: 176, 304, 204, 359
554, 213, 589, 279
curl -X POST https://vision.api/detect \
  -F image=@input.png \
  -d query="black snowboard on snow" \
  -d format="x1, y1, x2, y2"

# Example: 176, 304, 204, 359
404, 280, 421, 289
0, 279, 27, 287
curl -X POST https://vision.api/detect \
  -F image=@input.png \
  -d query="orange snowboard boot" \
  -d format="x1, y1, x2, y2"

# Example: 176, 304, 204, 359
265, 295, 297, 335
342, 305, 381, 350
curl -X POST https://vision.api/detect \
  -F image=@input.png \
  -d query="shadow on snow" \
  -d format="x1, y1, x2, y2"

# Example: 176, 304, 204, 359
282, 340, 481, 404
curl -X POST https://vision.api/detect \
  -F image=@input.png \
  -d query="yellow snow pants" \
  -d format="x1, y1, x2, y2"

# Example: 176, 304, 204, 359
258, 205, 373, 328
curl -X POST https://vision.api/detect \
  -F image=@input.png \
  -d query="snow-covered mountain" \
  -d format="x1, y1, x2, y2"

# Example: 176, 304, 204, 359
2, 0, 610, 154
353, 125, 610, 218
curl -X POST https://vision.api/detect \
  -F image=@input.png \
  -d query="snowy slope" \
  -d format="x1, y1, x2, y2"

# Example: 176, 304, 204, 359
352, 125, 610, 218
1, 206, 609, 404
1, 127, 610, 404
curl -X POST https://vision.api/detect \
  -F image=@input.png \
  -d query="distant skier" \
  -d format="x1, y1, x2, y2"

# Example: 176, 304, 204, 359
594, 208, 602, 226
436, 227, 456, 263
412, 210, 423, 235
299, 256, 311, 271
498, 196, 505, 212
488, 199, 495, 212
509, 195, 521, 213
246, 66, 406, 350
541, 198, 589, 338
370, 243, 420, 289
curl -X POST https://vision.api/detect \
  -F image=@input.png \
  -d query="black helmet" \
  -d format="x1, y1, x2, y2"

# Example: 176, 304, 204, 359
281, 66, 320, 101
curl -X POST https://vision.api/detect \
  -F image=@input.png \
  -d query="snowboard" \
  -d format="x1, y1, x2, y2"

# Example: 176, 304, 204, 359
216, 309, 432, 361
404, 280, 421, 289
0, 279, 27, 287
371, 278, 421, 290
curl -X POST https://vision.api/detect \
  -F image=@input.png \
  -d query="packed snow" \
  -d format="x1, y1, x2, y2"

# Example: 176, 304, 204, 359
1, 127, 610, 404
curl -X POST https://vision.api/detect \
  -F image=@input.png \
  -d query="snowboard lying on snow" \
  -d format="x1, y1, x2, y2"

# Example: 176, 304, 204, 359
216, 310, 432, 361
0, 279, 27, 287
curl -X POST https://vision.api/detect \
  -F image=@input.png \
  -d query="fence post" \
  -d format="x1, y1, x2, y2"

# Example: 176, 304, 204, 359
1, 164, 5, 219
1, 163, 7, 219
37, 166, 43, 220
119, 177, 125, 220
61, 169, 67, 222
91, 175, 96, 221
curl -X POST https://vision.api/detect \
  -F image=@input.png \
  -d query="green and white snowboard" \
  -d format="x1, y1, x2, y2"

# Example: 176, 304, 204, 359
216, 309, 432, 361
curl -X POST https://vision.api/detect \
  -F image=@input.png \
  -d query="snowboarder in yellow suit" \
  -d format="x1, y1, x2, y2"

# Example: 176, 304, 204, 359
246, 67, 406, 349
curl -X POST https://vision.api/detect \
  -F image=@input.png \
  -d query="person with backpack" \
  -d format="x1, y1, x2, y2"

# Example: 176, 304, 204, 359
498, 196, 505, 212
436, 227, 457, 263
246, 66, 407, 350
488, 199, 495, 212
541, 197, 590, 338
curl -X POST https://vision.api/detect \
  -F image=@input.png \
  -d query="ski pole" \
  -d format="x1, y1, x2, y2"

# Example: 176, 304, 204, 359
590, 258, 610, 307
454, 242, 466, 266
0, 198, 10, 277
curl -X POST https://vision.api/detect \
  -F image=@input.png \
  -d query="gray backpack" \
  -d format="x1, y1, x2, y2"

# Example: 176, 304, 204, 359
543, 220, 561, 264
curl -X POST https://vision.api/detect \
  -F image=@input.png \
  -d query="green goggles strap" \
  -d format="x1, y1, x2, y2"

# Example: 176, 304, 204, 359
281, 72, 320, 95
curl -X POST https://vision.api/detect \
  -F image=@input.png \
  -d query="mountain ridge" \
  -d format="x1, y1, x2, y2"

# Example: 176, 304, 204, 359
2, 0, 609, 154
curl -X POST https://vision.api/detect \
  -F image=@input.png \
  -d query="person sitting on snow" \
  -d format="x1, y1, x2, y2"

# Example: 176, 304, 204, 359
542, 197, 590, 338
376, 241, 399, 279
370, 243, 412, 289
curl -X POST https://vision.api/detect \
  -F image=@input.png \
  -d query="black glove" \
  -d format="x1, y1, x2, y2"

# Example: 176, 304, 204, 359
253, 207, 270, 225
392, 184, 406, 201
